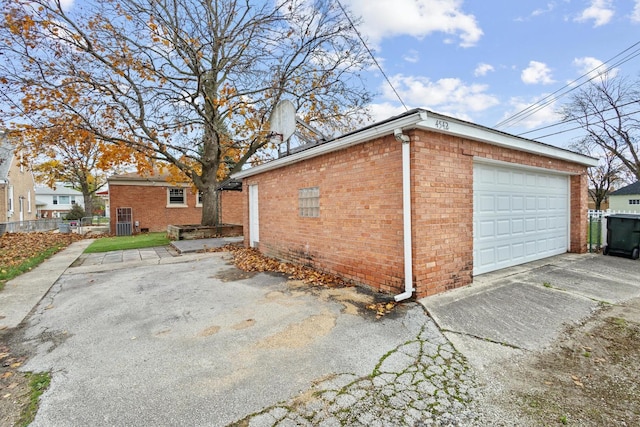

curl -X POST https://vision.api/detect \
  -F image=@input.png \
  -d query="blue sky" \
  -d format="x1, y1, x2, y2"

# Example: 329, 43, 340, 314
28, 0, 640, 149
344, 0, 640, 148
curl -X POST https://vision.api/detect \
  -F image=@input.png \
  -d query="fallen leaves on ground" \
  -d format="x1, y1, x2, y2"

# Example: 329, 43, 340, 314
208, 245, 399, 318
366, 301, 398, 319
227, 247, 349, 288
0, 232, 83, 270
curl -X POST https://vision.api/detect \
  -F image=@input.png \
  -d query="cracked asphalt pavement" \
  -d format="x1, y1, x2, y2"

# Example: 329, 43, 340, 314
15, 250, 481, 426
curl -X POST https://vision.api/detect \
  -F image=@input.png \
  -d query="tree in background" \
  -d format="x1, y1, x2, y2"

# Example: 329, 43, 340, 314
64, 203, 86, 221
13, 125, 132, 219
562, 75, 640, 183
0, 0, 372, 226
570, 138, 622, 210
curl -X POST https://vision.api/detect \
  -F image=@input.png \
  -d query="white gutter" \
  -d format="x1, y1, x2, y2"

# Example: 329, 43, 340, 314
394, 129, 415, 302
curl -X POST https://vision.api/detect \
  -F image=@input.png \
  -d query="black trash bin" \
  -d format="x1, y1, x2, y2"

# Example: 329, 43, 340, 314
603, 214, 640, 259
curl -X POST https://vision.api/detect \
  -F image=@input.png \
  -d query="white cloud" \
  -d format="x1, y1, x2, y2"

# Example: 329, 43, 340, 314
632, 0, 640, 22
572, 56, 618, 80
516, 2, 556, 21
474, 63, 494, 77
346, 0, 483, 47
531, 3, 556, 17
402, 50, 420, 63
60, 0, 75, 10
366, 103, 411, 123
378, 74, 499, 118
574, 0, 615, 27
521, 61, 555, 85
499, 95, 562, 130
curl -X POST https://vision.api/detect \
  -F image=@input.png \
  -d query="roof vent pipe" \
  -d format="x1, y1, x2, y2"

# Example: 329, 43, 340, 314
394, 129, 415, 302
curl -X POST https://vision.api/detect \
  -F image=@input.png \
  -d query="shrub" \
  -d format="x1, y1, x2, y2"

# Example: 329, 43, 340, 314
64, 203, 86, 220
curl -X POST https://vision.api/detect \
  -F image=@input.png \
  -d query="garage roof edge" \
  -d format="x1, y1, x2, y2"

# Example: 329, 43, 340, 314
417, 111, 598, 167
233, 109, 598, 179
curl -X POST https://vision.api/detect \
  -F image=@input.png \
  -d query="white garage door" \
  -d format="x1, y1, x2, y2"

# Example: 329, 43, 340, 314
473, 161, 569, 275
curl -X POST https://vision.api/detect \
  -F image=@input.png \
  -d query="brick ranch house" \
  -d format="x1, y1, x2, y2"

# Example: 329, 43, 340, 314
233, 109, 598, 300
108, 172, 243, 235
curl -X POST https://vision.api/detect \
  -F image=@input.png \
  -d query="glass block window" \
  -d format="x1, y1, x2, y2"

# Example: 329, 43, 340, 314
299, 187, 320, 217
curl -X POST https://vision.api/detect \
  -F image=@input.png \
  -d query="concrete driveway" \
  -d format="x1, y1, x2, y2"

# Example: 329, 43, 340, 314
9, 243, 640, 426
17, 248, 478, 426
421, 252, 640, 370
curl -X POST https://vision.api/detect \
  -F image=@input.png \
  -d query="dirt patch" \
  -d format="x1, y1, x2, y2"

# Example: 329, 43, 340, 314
0, 333, 30, 427
231, 319, 256, 330
211, 268, 257, 282
254, 309, 336, 349
198, 325, 221, 337
479, 298, 640, 426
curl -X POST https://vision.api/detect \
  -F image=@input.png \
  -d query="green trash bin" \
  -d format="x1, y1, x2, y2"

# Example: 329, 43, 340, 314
603, 214, 640, 259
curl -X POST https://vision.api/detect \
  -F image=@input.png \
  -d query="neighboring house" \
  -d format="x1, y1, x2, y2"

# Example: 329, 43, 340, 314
35, 185, 85, 219
0, 133, 37, 223
233, 109, 598, 299
608, 181, 640, 213
108, 172, 243, 235
96, 188, 110, 217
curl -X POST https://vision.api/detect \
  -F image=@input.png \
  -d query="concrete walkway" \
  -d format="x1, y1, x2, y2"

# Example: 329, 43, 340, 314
0, 237, 243, 330
0, 239, 94, 330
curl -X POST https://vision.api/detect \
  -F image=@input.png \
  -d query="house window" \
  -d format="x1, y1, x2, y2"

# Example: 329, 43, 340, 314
52, 196, 58, 205
197, 191, 203, 206
58, 195, 70, 205
168, 188, 186, 205
630, 199, 640, 205
299, 187, 320, 217
8, 186, 13, 212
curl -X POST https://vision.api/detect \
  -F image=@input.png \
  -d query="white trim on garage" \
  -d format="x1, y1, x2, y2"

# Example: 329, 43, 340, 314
473, 160, 570, 275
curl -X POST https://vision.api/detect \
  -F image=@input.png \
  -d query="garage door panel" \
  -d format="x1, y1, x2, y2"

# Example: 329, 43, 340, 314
474, 162, 569, 275
537, 217, 548, 230
478, 195, 495, 213
537, 197, 547, 209
497, 195, 510, 211
511, 218, 524, 233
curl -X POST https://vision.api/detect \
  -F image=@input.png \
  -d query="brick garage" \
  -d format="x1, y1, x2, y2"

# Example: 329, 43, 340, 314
108, 172, 243, 234
234, 109, 598, 299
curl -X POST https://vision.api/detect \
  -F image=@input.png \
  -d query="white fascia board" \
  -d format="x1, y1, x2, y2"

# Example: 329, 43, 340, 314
416, 111, 599, 167
233, 109, 598, 180
233, 111, 427, 179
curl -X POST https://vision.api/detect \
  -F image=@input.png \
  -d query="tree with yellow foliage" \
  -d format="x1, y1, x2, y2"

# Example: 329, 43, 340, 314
0, 0, 372, 226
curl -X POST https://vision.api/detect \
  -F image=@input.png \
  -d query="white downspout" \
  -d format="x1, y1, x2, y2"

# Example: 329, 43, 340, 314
394, 129, 415, 302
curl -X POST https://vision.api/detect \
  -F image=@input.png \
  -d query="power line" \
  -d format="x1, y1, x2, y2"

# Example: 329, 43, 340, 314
334, 0, 409, 112
495, 40, 640, 129
523, 108, 640, 141
517, 99, 640, 137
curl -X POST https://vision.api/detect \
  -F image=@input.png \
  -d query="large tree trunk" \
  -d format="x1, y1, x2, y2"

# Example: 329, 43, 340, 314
200, 184, 220, 227
82, 193, 93, 218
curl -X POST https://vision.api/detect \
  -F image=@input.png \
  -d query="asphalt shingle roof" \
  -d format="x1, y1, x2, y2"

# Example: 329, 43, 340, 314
610, 181, 640, 196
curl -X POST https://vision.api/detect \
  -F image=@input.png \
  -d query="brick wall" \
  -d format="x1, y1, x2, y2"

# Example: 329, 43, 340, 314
244, 135, 406, 295
243, 128, 590, 298
411, 130, 588, 297
220, 191, 243, 224
109, 184, 242, 233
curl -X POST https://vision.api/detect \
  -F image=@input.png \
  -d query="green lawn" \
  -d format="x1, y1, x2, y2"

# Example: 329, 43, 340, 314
84, 232, 170, 253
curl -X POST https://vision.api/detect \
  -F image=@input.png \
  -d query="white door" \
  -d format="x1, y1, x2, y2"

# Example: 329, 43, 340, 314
473, 162, 569, 275
248, 184, 259, 248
